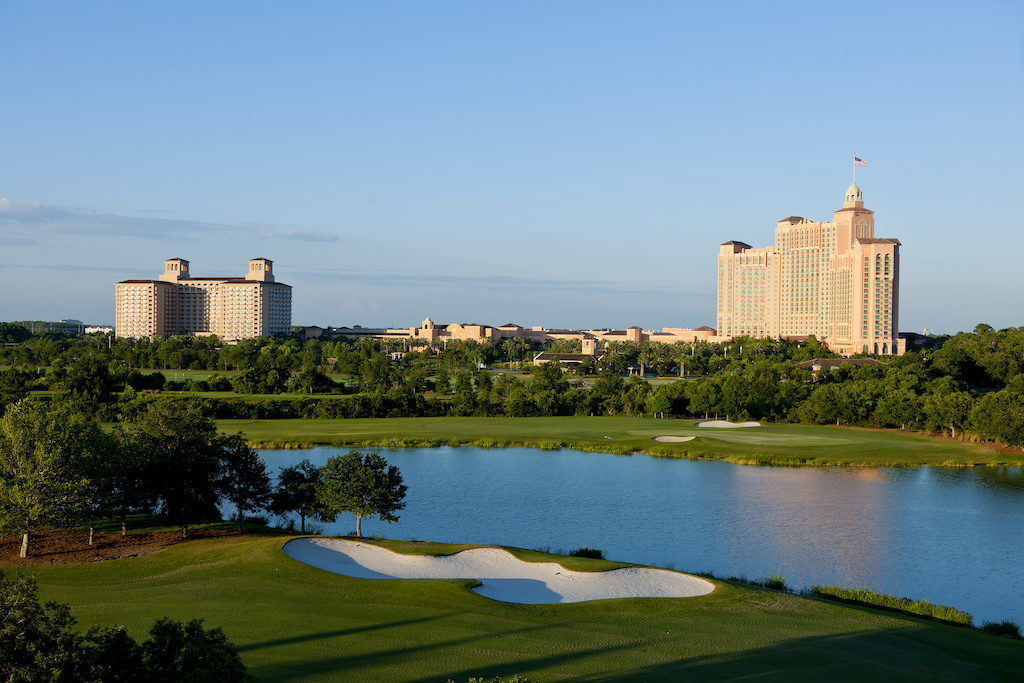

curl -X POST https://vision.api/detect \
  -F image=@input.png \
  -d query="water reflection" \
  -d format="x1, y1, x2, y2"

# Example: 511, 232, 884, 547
259, 447, 1024, 626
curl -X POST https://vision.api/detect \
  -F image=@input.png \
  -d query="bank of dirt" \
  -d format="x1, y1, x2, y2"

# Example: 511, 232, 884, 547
0, 529, 242, 566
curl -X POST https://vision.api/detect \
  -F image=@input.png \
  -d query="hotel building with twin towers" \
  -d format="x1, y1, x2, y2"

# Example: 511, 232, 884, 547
717, 181, 903, 355
114, 257, 292, 340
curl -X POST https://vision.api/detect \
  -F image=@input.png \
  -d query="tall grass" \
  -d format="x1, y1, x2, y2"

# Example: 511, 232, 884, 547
811, 585, 973, 626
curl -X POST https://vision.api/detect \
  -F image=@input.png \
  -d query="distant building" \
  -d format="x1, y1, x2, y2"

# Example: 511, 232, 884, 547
115, 258, 291, 340
405, 317, 718, 346
534, 338, 605, 367
299, 317, 718, 348
11, 320, 84, 335
717, 183, 904, 355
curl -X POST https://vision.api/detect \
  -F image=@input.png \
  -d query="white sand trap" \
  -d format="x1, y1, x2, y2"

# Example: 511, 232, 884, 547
283, 538, 714, 604
696, 420, 761, 428
652, 435, 696, 443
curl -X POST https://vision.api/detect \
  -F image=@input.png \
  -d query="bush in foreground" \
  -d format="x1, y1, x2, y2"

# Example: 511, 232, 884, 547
0, 571, 252, 682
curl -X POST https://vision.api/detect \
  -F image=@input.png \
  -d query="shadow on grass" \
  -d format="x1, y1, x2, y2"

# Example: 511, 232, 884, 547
245, 622, 555, 681
236, 614, 450, 653
605, 626, 1024, 682
247, 623, 1024, 682
579, 626, 1022, 682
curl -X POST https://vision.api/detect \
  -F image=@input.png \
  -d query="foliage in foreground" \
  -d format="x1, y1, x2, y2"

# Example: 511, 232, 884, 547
811, 585, 974, 626
0, 571, 251, 682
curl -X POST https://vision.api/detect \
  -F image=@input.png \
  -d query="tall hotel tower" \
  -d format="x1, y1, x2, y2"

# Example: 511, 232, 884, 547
717, 183, 903, 356
115, 258, 292, 340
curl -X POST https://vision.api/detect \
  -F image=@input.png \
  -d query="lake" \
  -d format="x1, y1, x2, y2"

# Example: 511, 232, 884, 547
259, 446, 1024, 626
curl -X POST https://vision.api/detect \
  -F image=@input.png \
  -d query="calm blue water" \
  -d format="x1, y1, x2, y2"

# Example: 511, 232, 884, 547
258, 446, 1024, 626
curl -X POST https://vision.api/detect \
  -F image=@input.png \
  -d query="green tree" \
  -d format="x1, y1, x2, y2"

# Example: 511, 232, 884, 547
142, 617, 253, 682
686, 381, 720, 419
452, 371, 478, 416
0, 322, 31, 343
62, 353, 114, 409
922, 391, 974, 439
129, 402, 225, 537
287, 367, 336, 394
0, 366, 33, 415
0, 572, 80, 680
270, 459, 322, 533
434, 366, 451, 394
0, 402, 96, 557
76, 429, 126, 546
316, 450, 407, 537
219, 434, 272, 530
104, 428, 152, 536
970, 390, 1024, 448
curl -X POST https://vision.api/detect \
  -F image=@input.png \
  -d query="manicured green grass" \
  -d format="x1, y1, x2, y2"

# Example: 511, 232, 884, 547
184, 391, 354, 400
11, 534, 1022, 681
137, 368, 238, 382
216, 416, 1020, 467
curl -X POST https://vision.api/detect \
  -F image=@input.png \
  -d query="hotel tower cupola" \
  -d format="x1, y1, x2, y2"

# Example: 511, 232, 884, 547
843, 182, 864, 209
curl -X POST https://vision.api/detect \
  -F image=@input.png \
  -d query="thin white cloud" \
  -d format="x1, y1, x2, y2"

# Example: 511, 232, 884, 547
0, 197, 236, 238
0, 197, 343, 243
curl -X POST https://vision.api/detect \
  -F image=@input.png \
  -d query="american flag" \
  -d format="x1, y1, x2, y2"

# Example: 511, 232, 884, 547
854, 157, 867, 167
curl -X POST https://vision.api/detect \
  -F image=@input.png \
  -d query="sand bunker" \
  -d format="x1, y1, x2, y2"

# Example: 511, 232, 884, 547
283, 538, 714, 604
652, 435, 696, 443
696, 420, 761, 428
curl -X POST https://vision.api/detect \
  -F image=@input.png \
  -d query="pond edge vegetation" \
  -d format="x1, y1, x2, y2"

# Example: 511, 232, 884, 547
243, 433, 1024, 469
689, 568, 1022, 640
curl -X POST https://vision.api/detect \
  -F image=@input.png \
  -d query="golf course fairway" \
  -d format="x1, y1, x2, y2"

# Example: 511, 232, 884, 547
11, 533, 1024, 681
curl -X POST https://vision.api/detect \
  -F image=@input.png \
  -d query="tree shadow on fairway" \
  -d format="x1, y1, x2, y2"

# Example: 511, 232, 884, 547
244, 622, 558, 681
236, 614, 450, 653
604, 626, 1024, 682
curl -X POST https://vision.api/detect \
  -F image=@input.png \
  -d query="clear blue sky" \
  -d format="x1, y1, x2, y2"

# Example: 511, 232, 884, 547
2, 1, 1022, 333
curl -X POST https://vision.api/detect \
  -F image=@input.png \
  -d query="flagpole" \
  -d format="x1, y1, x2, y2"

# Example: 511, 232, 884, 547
853, 153, 856, 183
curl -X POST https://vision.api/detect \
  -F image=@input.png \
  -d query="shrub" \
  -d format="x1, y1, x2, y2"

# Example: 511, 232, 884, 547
568, 546, 604, 560
981, 621, 1022, 639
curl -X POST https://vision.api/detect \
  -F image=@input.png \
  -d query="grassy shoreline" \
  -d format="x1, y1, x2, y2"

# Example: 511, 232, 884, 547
215, 416, 1024, 468
10, 533, 1023, 681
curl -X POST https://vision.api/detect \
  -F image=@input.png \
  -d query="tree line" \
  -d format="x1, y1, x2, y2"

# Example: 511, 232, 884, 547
0, 400, 407, 558
2, 324, 1023, 449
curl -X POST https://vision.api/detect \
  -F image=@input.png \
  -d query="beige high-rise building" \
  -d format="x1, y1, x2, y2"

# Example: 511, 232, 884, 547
115, 258, 292, 340
717, 183, 904, 356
